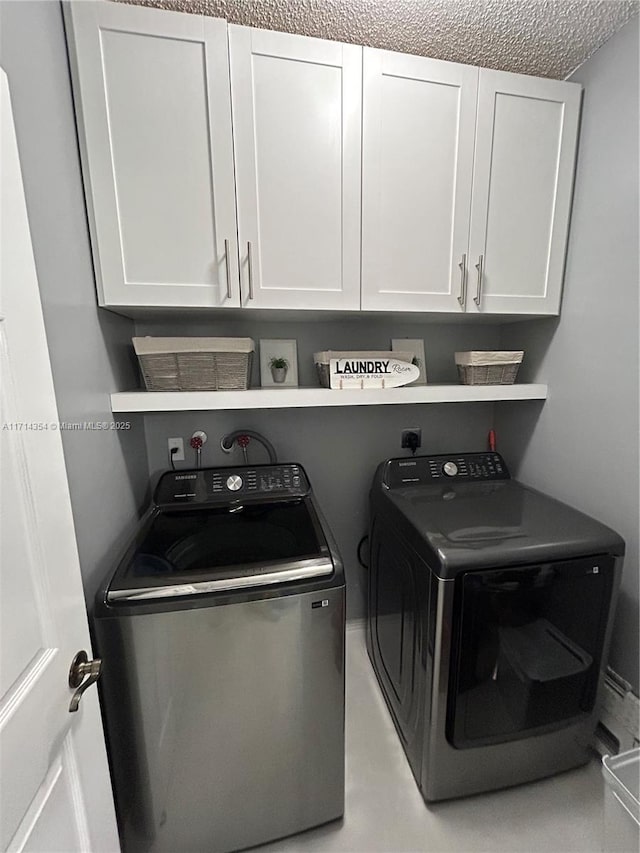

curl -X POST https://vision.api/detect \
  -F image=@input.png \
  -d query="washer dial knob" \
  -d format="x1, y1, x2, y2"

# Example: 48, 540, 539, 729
443, 461, 458, 478
226, 474, 243, 491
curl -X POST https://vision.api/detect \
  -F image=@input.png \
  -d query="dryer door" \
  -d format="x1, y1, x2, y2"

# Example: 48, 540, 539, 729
447, 555, 615, 748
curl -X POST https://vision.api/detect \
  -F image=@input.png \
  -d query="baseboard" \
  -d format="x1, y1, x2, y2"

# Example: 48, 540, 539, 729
594, 667, 640, 756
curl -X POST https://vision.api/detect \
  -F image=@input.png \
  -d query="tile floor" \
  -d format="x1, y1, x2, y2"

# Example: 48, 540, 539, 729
256, 624, 606, 853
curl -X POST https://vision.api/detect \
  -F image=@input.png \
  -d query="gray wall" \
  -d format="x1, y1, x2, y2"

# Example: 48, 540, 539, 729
497, 19, 640, 691
134, 316, 505, 391
144, 404, 498, 618
0, 0, 150, 602
139, 316, 505, 618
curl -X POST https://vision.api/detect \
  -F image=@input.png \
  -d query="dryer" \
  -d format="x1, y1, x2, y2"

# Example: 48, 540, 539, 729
367, 452, 624, 802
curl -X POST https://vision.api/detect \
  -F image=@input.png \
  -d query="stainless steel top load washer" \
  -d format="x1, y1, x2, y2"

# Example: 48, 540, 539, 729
95, 463, 345, 853
367, 452, 624, 802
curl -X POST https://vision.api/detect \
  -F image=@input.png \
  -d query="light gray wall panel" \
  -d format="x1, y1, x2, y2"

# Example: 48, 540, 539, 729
137, 317, 506, 619
0, 0, 150, 603
497, 19, 640, 691
143, 402, 496, 619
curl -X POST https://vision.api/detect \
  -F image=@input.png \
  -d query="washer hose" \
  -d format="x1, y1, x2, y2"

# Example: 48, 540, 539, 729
220, 430, 277, 464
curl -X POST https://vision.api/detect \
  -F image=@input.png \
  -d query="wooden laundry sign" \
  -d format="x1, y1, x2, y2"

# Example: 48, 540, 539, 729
329, 358, 419, 389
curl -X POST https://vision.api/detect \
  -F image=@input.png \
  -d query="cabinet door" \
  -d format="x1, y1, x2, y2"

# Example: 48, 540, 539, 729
65, 1, 239, 308
361, 50, 478, 312
468, 70, 581, 315
230, 26, 361, 310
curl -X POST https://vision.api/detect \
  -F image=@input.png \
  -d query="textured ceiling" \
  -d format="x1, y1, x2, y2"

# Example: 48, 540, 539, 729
113, 0, 639, 78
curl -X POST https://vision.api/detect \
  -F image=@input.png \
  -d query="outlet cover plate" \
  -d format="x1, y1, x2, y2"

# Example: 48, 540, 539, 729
168, 437, 184, 462
401, 428, 422, 449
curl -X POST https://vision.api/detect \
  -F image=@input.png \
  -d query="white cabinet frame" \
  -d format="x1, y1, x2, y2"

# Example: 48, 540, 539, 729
361, 49, 479, 312
361, 53, 581, 316
468, 70, 582, 314
65, 1, 239, 308
229, 26, 362, 310
66, 3, 581, 319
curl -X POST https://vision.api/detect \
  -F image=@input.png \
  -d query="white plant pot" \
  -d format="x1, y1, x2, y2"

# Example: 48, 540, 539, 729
271, 367, 287, 384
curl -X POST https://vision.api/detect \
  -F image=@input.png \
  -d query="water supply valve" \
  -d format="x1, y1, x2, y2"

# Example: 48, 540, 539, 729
190, 430, 208, 467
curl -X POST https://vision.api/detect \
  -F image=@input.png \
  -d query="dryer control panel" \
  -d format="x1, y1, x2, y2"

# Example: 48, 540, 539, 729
155, 464, 310, 505
383, 453, 510, 488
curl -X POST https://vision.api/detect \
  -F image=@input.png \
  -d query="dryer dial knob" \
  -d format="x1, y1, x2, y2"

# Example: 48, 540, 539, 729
226, 474, 243, 491
443, 461, 458, 477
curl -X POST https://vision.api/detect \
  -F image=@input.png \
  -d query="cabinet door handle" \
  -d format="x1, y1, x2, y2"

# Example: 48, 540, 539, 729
457, 253, 467, 308
224, 239, 232, 300
247, 241, 254, 301
474, 254, 484, 307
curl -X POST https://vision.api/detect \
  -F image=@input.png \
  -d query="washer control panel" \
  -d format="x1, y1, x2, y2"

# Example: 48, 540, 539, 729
384, 453, 510, 488
212, 465, 305, 496
155, 464, 309, 504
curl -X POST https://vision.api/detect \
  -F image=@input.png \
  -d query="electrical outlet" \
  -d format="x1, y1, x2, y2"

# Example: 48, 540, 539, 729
401, 428, 422, 450
168, 437, 184, 462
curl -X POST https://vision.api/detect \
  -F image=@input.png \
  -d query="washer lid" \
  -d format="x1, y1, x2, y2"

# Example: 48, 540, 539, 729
379, 479, 625, 576
107, 497, 334, 601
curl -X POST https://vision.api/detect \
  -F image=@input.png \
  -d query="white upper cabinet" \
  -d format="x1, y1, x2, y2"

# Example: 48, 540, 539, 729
66, 2, 580, 317
467, 70, 582, 315
65, 1, 239, 308
229, 26, 362, 310
361, 57, 581, 315
361, 50, 479, 312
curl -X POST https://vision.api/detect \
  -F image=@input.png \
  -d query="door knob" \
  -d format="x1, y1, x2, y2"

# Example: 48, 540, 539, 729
68, 650, 102, 713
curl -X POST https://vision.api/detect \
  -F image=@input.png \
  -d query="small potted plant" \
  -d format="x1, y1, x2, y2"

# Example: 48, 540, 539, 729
269, 356, 289, 384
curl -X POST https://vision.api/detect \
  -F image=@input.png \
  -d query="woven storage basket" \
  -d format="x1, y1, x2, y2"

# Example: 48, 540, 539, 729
133, 337, 254, 391
313, 350, 413, 388
455, 351, 524, 385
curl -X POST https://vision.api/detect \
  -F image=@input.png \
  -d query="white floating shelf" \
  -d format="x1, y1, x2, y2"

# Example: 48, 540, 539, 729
111, 384, 547, 413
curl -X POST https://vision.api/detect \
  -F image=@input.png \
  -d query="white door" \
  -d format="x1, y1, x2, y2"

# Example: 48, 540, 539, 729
230, 26, 362, 310
468, 69, 581, 315
0, 70, 119, 852
361, 49, 478, 313
65, 0, 239, 309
